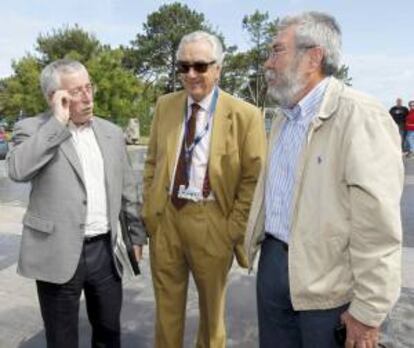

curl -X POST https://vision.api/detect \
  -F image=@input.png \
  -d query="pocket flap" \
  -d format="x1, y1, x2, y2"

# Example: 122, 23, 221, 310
23, 214, 54, 234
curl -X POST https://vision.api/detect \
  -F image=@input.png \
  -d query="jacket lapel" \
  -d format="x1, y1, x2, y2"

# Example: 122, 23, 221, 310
208, 91, 232, 212
60, 138, 85, 187
167, 92, 187, 179
92, 118, 114, 194
209, 91, 232, 158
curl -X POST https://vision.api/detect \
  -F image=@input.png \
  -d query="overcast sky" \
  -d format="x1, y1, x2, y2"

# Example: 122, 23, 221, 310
1, 0, 413, 107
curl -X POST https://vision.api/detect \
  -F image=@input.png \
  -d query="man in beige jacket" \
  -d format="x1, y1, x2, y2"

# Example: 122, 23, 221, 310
245, 12, 403, 348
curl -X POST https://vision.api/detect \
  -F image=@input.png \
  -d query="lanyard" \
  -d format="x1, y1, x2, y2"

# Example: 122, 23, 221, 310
183, 87, 219, 181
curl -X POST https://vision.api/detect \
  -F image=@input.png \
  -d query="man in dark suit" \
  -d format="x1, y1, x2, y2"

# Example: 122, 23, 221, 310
8, 59, 146, 348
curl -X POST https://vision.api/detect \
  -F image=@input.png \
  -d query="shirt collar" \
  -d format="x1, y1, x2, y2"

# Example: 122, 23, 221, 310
187, 87, 217, 114
282, 77, 329, 122
68, 117, 94, 132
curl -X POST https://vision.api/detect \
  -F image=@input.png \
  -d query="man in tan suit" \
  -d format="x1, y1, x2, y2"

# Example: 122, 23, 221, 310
142, 31, 266, 348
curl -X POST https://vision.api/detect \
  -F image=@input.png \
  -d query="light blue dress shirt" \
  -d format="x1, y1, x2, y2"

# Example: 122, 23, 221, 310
265, 78, 329, 244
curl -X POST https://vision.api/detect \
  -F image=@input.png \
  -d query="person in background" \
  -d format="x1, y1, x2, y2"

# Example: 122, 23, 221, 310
404, 100, 414, 157
390, 97, 409, 151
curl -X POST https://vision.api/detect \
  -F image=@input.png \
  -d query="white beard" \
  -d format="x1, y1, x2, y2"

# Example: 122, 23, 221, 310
265, 62, 306, 108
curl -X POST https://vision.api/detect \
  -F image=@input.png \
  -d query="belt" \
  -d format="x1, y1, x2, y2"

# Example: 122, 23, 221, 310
84, 232, 110, 243
265, 233, 289, 252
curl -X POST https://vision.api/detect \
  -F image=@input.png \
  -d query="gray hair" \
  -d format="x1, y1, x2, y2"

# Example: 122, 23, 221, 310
279, 11, 342, 76
40, 59, 88, 99
176, 31, 225, 66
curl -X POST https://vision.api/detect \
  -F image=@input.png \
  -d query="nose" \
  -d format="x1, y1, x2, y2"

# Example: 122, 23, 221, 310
264, 57, 274, 69
79, 93, 92, 106
82, 89, 93, 102
186, 67, 199, 78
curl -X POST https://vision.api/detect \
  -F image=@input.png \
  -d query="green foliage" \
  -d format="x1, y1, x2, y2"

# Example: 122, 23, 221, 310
335, 65, 352, 86
36, 24, 102, 64
220, 47, 250, 98
127, 2, 215, 93
87, 49, 142, 125
221, 10, 278, 108
0, 26, 147, 130
0, 9, 352, 133
0, 56, 46, 116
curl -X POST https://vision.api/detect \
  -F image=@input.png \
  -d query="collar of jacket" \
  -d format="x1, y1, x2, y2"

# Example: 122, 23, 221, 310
275, 77, 344, 126
312, 77, 343, 126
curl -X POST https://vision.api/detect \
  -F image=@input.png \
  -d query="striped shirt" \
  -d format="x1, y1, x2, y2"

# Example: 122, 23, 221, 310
265, 78, 329, 243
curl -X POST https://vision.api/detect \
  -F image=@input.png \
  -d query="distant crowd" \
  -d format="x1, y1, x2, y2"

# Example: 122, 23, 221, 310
389, 98, 414, 156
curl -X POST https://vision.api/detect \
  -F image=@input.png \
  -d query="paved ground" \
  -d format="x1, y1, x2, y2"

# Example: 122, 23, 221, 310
0, 148, 413, 348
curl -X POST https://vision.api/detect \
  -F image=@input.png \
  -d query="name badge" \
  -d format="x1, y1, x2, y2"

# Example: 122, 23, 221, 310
177, 185, 202, 201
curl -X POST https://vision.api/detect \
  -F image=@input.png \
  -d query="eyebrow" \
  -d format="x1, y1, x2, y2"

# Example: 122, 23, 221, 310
271, 43, 285, 50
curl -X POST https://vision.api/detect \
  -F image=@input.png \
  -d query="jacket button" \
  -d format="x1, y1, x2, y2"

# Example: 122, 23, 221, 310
82, 199, 87, 205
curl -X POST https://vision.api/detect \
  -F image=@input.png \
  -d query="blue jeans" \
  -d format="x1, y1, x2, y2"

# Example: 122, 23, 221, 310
405, 131, 414, 152
257, 235, 348, 348
398, 125, 407, 151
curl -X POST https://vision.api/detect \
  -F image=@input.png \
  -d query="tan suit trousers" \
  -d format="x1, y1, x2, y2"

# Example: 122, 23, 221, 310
150, 200, 234, 348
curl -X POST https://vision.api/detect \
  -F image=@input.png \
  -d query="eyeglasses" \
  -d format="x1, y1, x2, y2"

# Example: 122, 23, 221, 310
267, 44, 317, 60
177, 60, 216, 74
68, 83, 95, 99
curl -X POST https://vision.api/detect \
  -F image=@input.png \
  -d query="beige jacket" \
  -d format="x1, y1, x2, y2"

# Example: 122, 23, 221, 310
244, 78, 404, 327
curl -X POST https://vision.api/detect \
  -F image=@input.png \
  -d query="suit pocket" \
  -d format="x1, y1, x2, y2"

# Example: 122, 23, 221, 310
23, 214, 54, 234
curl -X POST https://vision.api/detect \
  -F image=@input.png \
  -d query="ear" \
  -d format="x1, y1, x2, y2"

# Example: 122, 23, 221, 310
46, 93, 54, 106
308, 46, 324, 72
214, 64, 222, 82
215, 64, 222, 74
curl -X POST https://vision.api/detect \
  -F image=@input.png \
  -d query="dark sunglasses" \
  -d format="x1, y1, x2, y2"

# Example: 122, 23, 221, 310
177, 60, 216, 74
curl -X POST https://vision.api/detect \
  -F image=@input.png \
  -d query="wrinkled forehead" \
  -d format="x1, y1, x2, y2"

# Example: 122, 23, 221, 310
178, 40, 215, 61
59, 70, 91, 90
272, 26, 297, 48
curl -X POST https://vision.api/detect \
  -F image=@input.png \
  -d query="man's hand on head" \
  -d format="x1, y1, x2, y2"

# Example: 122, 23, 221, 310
50, 90, 72, 125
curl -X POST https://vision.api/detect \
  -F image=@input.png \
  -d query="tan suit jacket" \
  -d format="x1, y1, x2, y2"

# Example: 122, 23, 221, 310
142, 89, 266, 267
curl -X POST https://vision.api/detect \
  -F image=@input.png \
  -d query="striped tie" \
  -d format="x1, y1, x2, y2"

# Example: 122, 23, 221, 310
171, 103, 200, 209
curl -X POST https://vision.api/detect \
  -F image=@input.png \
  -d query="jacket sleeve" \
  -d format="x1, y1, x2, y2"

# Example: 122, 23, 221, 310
120, 136, 147, 246
141, 100, 160, 222
345, 103, 404, 327
8, 115, 71, 182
